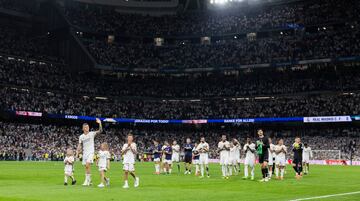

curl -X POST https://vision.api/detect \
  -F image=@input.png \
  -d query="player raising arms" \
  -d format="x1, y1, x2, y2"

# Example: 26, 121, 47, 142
97, 142, 111, 188
255, 129, 270, 182
153, 140, 162, 175
302, 143, 313, 175
121, 133, 140, 188
292, 137, 304, 180
183, 138, 193, 175
64, 148, 76, 185
243, 138, 256, 180
163, 141, 172, 174
218, 134, 230, 179
274, 139, 287, 180
171, 140, 181, 174
76, 118, 102, 186
197, 137, 210, 178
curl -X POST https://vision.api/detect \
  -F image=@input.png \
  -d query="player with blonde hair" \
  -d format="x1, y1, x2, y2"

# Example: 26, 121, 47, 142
97, 142, 111, 188
121, 133, 140, 188
64, 148, 76, 185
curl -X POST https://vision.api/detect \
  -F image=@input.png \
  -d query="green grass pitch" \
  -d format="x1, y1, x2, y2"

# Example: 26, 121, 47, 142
0, 162, 359, 201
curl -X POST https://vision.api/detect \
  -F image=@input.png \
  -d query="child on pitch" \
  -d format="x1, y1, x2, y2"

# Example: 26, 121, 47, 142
64, 148, 76, 185
97, 142, 111, 188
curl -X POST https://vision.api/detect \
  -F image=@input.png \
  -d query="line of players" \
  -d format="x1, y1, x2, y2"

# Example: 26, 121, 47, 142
152, 129, 313, 182
63, 119, 140, 188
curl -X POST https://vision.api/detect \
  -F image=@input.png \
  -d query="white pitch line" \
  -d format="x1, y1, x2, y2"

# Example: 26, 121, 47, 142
289, 191, 360, 201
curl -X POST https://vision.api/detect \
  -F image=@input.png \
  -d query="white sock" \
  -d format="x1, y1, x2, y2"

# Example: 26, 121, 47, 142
169, 168, 172, 174
200, 165, 204, 177
244, 165, 248, 177
124, 180, 128, 186
275, 167, 279, 177
163, 168, 167, 173
221, 165, 225, 177
155, 164, 160, 173
64, 176, 68, 183
280, 168, 284, 177
269, 170, 272, 178
229, 165, 233, 176
251, 166, 255, 178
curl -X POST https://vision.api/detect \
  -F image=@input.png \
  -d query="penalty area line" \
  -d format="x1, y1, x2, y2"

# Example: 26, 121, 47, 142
289, 191, 360, 201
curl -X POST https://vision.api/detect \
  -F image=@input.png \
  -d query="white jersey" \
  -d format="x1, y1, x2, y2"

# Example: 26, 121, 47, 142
172, 144, 180, 156
218, 141, 230, 165
269, 143, 276, 158
197, 142, 209, 157
234, 144, 241, 161
79, 131, 96, 154
243, 143, 256, 159
275, 145, 287, 159
303, 147, 313, 162
275, 144, 287, 166
64, 156, 74, 174
122, 143, 137, 164
243, 143, 256, 166
98, 150, 111, 168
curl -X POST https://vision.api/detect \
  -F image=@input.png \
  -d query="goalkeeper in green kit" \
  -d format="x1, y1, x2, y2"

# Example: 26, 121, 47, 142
255, 129, 270, 182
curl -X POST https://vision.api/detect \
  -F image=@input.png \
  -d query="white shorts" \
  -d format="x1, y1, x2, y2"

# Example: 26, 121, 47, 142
82, 152, 94, 165
154, 158, 161, 162
275, 157, 286, 166
244, 157, 255, 167
303, 156, 310, 163
64, 166, 73, 176
219, 156, 229, 165
172, 154, 180, 163
98, 166, 108, 172
268, 155, 274, 166
123, 163, 135, 172
164, 159, 172, 165
199, 155, 209, 165
193, 159, 200, 165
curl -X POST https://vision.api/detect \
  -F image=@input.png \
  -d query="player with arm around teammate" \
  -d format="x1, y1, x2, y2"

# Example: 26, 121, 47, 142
196, 137, 210, 178
121, 133, 140, 188
242, 138, 256, 180
183, 138, 193, 175
274, 139, 287, 180
76, 118, 102, 186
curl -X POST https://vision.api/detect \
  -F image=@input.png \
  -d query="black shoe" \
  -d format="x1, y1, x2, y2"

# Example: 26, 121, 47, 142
72, 180, 77, 185
64, 182, 68, 186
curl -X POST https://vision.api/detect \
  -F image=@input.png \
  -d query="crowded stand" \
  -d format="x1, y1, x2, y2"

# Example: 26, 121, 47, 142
0, 122, 358, 161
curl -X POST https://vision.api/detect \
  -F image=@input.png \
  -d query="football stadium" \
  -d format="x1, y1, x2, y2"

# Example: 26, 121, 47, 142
0, 0, 359, 200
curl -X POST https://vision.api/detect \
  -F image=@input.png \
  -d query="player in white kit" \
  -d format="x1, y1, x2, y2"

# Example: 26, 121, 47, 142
76, 118, 102, 186
275, 139, 287, 180
196, 137, 210, 178
121, 133, 140, 188
64, 148, 76, 185
97, 142, 111, 188
218, 135, 230, 179
171, 140, 181, 174
229, 142, 237, 176
302, 143, 313, 175
243, 138, 256, 180
233, 139, 241, 174
268, 138, 275, 179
